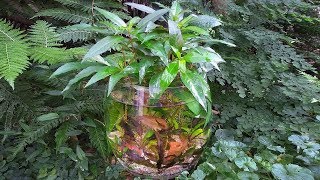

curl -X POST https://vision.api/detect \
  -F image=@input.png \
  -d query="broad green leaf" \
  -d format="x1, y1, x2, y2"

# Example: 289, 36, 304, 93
174, 90, 201, 115
84, 36, 124, 59
191, 169, 206, 180
181, 70, 209, 109
50, 62, 89, 78
37, 113, 59, 122
149, 62, 178, 98
168, 20, 183, 46
138, 59, 153, 84
179, 14, 197, 27
235, 157, 258, 171
63, 66, 105, 92
137, 9, 169, 29
170, 1, 183, 19
145, 41, 169, 65
107, 73, 125, 96
127, 17, 141, 28
85, 55, 110, 66
237, 172, 259, 180
159, 61, 179, 92
107, 64, 139, 96
191, 15, 222, 29
168, 20, 180, 35
205, 39, 236, 47
271, 164, 314, 180
125, 2, 155, 13
76, 145, 86, 160
184, 47, 225, 71
94, 7, 127, 27
182, 26, 209, 35
288, 134, 309, 149
85, 67, 119, 87
149, 73, 162, 99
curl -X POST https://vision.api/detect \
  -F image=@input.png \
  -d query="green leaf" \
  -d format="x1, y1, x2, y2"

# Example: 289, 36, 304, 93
36, 113, 59, 122
138, 59, 153, 84
184, 47, 225, 71
170, 1, 183, 19
107, 64, 139, 96
160, 61, 179, 91
180, 70, 210, 109
76, 145, 86, 160
237, 172, 259, 180
124, 2, 155, 13
235, 157, 258, 171
50, 62, 86, 78
84, 36, 124, 59
94, 7, 127, 27
149, 62, 178, 98
145, 41, 169, 65
191, 15, 222, 29
271, 164, 314, 180
63, 66, 105, 92
85, 67, 119, 87
137, 9, 169, 29
182, 26, 209, 35
174, 90, 201, 115
168, 20, 183, 46
191, 169, 206, 180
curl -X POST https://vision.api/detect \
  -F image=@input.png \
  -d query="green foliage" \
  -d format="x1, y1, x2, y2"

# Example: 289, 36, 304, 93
53, 1, 230, 114
0, 0, 319, 179
0, 19, 29, 88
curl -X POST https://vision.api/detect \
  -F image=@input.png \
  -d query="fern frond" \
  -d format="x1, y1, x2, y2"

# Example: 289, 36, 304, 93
0, 19, 26, 42
55, 120, 77, 150
28, 20, 61, 47
10, 114, 75, 159
0, 20, 30, 88
88, 124, 109, 158
0, 42, 30, 88
58, 24, 96, 42
30, 47, 72, 64
34, 9, 93, 24
54, 0, 92, 12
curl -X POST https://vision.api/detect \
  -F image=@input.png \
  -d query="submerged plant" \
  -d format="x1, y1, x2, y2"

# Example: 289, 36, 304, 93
50, 1, 233, 178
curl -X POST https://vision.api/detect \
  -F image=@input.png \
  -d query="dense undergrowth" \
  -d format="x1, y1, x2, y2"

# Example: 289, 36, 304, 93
0, 0, 319, 179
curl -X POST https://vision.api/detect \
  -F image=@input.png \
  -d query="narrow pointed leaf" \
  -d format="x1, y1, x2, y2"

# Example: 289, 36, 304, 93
107, 64, 139, 96
37, 113, 59, 122
50, 62, 89, 78
125, 2, 155, 13
181, 70, 209, 109
63, 66, 105, 92
149, 73, 162, 99
84, 36, 124, 59
85, 67, 119, 87
160, 61, 179, 91
94, 7, 127, 27
137, 9, 169, 29
138, 59, 153, 84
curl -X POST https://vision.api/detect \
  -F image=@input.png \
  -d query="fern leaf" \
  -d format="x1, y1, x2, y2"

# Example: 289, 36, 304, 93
28, 20, 61, 47
0, 42, 30, 88
88, 124, 109, 158
54, 0, 92, 12
58, 24, 96, 42
30, 47, 72, 64
0, 19, 26, 42
34, 9, 93, 24
0, 20, 30, 88
55, 120, 77, 150
10, 114, 74, 159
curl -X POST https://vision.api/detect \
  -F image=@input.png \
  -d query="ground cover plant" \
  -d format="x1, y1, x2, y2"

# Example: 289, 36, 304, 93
0, 0, 319, 179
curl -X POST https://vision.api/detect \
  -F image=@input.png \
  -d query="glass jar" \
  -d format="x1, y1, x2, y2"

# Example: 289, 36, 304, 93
106, 83, 210, 179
